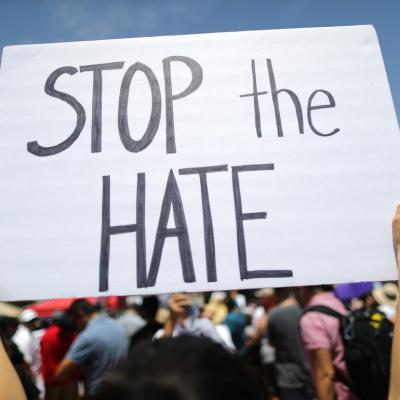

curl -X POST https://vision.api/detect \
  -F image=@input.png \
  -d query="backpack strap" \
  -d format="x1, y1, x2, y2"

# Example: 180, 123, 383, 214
302, 305, 345, 320
301, 305, 353, 389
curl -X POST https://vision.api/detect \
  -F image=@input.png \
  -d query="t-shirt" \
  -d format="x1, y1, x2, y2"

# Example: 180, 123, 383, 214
267, 303, 311, 389
300, 292, 357, 400
117, 312, 145, 339
14, 325, 44, 382
224, 311, 247, 351
67, 315, 128, 394
41, 325, 77, 385
31, 329, 44, 381
13, 325, 33, 364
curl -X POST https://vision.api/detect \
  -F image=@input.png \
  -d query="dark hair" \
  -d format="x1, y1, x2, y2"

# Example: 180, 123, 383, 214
319, 285, 334, 292
67, 298, 96, 317
0, 316, 19, 333
141, 296, 159, 320
52, 311, 75, 331
306, 284, 333, 293
94, 336, 262, 400
274, 287, 290, 300
225, 297, 238, 312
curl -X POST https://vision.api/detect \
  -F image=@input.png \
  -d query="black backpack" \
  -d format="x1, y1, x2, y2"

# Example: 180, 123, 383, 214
303, 305, 393, 400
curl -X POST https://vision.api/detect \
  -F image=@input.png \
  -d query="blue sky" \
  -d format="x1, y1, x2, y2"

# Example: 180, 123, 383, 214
0, 0, 399, 122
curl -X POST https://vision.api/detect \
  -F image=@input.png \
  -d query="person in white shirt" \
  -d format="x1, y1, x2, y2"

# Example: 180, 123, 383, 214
13, 309, 44, 392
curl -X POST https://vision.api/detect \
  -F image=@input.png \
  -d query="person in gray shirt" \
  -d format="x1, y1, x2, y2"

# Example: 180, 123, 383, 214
55, 299, 128, 395
267, 288, 313, 400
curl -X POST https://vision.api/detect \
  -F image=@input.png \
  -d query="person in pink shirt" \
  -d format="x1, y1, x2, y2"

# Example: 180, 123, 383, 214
296, 286, 357, 400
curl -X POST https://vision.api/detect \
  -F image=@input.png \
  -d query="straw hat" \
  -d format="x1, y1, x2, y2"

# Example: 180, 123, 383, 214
254, 288, 275, 298
373, 283, 398, 308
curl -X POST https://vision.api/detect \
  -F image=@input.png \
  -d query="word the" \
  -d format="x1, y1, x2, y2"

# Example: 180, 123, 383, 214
240, 59, 340, 138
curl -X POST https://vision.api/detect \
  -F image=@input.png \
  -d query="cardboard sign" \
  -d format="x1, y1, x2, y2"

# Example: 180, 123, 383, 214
0, 25, 399, 301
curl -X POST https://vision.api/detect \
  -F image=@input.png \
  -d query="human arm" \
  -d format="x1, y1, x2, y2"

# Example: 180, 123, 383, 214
255, 313, 269, 342
55, 357, 79, 381
311, 348, 335, 400
0, 338, 26, 400
388, 205, 400, 400
163, 293, 192, 337
54, 333, 89, 382
300, 312, 336, 400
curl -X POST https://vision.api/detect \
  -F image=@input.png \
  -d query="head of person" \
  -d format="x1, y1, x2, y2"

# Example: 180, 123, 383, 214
67, 298, 96, 331
373, 282, 398, 310
94, 335, 263, 400
125, 296, 143, 314
140, 296, 159, 321
254, 287, 276, 311
294, 285, 334, 308
274, 287, 291, 302
52, 310, 75, 331
225, 297, 239, 313
19, 309, 40, 331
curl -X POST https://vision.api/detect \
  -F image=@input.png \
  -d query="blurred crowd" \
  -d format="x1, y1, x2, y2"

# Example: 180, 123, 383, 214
0, 280, 397, 400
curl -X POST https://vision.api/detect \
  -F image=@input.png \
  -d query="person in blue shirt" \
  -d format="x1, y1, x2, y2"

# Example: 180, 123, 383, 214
55, 299, 128, 395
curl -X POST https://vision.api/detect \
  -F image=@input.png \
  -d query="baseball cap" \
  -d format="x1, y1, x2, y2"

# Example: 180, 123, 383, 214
19, 309, 38, 323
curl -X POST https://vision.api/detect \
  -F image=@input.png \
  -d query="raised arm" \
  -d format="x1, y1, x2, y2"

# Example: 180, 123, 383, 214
0, 339, 26, 400
163, 293, 192, 337
388, 205, 400, 400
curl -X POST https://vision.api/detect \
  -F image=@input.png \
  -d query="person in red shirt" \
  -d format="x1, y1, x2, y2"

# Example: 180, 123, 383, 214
40, 313, 79, 400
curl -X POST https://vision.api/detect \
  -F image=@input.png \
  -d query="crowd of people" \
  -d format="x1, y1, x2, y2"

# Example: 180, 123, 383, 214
2, 206, 400, 400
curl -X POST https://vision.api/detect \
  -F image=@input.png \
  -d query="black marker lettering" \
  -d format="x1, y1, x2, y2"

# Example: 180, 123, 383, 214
163, 56, 203, 153
27, 66, 86, 156
118, 62, 161, 153
179, 164, 228, 282
80, 62, 124, 153
99, 174, 146, 292
267, 59, 304, 137
307, 89, 340, 137
240, 59, 268, 138
146, 169, 195, 287
231, 163, 293, 280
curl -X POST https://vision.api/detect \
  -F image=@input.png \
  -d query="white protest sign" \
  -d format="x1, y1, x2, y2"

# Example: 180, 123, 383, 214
0, 25, 399, 301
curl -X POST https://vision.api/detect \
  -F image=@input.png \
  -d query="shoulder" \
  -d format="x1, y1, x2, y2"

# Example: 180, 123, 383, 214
300, 310, 328, 331
318, 293, 347, 314
13, 325, 31, 341
300, 306, 341, 351
99, 316, 126, 337
70, 330, 91, 350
